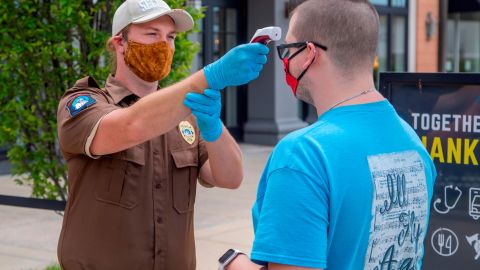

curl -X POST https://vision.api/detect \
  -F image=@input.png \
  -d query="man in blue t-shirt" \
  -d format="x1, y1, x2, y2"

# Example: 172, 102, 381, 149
218, 0, 437, 270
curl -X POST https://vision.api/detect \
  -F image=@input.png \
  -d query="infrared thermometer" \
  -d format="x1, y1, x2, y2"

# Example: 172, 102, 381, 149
250, 26, 282, 45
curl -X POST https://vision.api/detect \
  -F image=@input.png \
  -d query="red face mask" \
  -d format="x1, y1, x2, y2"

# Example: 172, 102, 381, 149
283, 58, 299, 96
282, 52, 315, 97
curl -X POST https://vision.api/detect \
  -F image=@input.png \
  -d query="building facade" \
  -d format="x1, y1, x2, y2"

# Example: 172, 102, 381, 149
189, 0, 480, 145
2, 1, 479, 169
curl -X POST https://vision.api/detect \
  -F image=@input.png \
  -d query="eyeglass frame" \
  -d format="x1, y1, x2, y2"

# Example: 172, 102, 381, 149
276, 41, 328, 61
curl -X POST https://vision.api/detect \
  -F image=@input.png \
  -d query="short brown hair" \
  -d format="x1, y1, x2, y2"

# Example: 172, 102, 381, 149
106, 26, 130, 74
291, 0, 379, 74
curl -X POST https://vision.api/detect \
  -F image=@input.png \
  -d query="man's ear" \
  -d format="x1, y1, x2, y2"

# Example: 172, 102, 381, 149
112, 36, 126, 54
302, 42, 317, 69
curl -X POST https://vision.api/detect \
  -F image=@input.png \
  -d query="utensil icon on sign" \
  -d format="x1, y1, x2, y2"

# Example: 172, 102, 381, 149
431, 228, 459, 256
433, 185, 462, 214
466, 234, 480, 260
469, 188, 480, 220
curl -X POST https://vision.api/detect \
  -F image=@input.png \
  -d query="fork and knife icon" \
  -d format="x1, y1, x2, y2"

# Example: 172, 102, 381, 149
438, 233, 452, 254
432, 228, 459, 256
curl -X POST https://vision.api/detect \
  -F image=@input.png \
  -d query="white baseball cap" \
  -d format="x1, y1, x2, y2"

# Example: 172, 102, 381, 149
112, 0, 194, 36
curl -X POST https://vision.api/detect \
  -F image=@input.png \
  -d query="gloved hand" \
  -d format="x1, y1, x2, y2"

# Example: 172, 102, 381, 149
183, 89, 223, 142
203, 43, 269, 90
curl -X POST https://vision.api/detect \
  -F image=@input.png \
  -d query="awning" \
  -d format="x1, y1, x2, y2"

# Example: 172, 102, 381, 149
449, 0, 480, 13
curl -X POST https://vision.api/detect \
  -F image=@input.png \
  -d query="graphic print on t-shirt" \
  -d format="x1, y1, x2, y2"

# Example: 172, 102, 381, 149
364, 151, 428, 270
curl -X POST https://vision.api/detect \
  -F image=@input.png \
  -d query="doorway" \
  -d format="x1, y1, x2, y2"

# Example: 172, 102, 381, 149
202, 0, 248, 140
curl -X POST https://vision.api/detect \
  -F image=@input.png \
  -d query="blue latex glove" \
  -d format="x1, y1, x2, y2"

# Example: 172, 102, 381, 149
183, 89, 223, 142
203, 43, 269, 90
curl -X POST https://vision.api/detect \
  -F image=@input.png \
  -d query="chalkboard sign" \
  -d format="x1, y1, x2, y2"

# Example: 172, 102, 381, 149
380, 73, 480, 270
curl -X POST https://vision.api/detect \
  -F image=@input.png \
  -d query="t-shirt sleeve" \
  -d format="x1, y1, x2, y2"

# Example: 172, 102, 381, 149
251, 168, 329, 269
57, 89, 118, 158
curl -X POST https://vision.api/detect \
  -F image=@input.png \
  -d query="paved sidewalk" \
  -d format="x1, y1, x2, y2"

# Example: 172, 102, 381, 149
0, 144, 273, 270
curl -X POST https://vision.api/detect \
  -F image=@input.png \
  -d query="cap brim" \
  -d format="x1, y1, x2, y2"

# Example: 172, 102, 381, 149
132, 9, 194, 32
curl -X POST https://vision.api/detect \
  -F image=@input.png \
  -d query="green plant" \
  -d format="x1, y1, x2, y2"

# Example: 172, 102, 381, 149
0, 0, 204, 200
43, 263, 61, 270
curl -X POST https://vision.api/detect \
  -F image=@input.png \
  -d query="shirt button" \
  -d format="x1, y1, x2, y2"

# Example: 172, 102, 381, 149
155, 183, 162, 189
156, 217, 164, 224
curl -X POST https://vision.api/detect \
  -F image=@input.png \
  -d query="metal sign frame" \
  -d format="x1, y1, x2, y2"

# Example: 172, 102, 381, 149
380, 72, 480, 98
0, 194, 65, 211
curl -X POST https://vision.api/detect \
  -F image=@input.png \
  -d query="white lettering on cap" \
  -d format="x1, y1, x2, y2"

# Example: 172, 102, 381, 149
138, 0, 163, 12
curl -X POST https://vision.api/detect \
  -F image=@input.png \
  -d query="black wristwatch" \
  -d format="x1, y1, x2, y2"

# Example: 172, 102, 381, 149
218, 249, 245, 270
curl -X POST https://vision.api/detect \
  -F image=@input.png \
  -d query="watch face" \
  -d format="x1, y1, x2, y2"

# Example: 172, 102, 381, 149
219, 249, 236, 263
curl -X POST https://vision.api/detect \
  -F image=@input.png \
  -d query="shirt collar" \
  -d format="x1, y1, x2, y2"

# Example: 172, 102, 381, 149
105, 74, 138, 104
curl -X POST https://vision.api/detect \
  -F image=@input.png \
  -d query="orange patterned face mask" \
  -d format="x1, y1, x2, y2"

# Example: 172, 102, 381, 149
124, 40, 174, 82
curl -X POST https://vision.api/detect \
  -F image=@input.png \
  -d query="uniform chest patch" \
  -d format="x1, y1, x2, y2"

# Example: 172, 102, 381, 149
179, 121, 196, 145
66, 95, 96, 117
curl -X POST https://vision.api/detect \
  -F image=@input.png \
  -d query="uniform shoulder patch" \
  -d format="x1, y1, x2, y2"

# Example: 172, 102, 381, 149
65, 94, 96, 117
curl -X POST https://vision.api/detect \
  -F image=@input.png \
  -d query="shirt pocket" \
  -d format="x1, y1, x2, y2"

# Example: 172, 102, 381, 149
95, 145, 145, 209
170, 147, 198, 214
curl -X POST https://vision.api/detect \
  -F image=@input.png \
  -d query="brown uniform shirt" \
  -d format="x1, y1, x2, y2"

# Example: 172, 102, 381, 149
56, 75, 210, 270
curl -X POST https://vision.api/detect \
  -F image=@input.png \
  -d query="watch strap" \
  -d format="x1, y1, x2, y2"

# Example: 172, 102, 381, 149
218, 249, 245, 270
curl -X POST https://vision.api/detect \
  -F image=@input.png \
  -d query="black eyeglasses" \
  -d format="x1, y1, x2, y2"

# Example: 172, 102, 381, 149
276, 41, 328, 60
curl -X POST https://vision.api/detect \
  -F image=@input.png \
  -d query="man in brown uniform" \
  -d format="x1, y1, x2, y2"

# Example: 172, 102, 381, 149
56, 0, 269, 269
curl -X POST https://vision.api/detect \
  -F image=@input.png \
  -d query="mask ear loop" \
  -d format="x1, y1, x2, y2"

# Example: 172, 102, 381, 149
285, 44, 308, 74
296, 43, 317, 82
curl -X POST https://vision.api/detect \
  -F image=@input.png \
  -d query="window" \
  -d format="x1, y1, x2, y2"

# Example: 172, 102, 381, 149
371, 0, 388, 6
392, 0, 407, 8
372, 0, 409, 74
391, 16, 407, 71
371, 0, 406, 7
445, 12, 480, 72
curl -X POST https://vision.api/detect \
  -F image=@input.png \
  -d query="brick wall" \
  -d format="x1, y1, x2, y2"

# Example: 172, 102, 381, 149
416, 0, 440, 72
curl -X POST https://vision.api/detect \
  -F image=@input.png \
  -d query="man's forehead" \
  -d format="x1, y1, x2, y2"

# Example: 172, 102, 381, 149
133, 16, 176, 32
286, 13, 298, 42
284, 31, 291, 42
285, 29, 295, 43
289, 11, 298, 27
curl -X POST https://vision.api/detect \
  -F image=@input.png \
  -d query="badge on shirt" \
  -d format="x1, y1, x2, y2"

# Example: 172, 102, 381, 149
179, 121, 196, 145
66, 94, 96, 117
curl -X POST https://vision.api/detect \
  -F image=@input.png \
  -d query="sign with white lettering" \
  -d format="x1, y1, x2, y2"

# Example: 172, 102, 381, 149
380, 73, 480, 270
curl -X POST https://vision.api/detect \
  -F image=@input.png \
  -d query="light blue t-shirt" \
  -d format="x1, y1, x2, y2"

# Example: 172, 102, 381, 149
251, 100, 436, 270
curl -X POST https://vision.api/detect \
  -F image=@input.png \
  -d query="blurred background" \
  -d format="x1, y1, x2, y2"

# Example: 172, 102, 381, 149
1, 0, 479, 269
